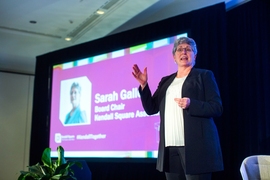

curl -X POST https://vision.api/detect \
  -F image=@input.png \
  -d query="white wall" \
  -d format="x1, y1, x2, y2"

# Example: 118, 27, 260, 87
0, 72, 34, 179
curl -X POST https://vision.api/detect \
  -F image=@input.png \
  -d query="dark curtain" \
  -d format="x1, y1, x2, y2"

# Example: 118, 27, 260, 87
188, 3, 229, 180
226, 0, 270, 179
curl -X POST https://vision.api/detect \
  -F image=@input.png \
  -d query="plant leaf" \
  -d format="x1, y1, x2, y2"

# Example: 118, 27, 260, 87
57, 146, 66, 166
18, 174, 36, 180
18, 146, 82, 180
54, 163, 69, 175
52, 174, 62, 179
42, 148, 52, 168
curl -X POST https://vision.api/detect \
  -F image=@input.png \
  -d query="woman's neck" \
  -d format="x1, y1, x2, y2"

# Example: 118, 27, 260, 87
176, 66, 192, 78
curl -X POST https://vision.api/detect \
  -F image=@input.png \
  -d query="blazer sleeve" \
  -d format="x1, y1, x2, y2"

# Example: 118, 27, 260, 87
138, 75, 171, 115
138, 83, 160, 115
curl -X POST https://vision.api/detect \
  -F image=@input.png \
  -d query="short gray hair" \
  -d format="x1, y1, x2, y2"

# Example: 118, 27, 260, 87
172, 37, 197, 55
70, 82, 81, 94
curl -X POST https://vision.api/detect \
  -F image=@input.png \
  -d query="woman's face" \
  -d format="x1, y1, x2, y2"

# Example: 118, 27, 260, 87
70, 87, 80, 108
173, 43, 196, 67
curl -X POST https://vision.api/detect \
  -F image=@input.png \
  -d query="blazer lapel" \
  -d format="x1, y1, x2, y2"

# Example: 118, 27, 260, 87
159, 72, 177, 102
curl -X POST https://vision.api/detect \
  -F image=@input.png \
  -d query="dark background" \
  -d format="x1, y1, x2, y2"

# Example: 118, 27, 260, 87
31, 0, 270, 179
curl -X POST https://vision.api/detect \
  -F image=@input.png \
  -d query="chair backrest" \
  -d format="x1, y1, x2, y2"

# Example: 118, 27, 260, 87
240, 155, 270, 180
68, 160, 92, 180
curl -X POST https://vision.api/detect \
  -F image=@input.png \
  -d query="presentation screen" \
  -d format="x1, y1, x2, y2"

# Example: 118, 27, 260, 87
49, 32, 187, 158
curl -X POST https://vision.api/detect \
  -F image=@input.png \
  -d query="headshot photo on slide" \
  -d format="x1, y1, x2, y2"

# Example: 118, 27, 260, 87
59, 76, 92, 126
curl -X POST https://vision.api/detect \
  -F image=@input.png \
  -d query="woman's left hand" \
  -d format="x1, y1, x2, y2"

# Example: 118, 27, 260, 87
174, 97, 190, 109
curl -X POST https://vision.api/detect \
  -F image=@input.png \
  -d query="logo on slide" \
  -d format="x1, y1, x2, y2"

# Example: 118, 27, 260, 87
55, 133, 62, 143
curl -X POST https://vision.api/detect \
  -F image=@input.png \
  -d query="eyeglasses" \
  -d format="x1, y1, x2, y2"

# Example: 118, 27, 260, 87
176, 47, 193, 53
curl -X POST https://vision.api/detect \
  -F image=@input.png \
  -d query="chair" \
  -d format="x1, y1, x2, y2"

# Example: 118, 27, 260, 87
240, 155, 270, 180
68, 160, 92, 180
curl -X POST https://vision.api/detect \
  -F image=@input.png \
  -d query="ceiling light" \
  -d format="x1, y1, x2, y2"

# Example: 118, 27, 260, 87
65, 37, 72, 41
96, 10, 105, 15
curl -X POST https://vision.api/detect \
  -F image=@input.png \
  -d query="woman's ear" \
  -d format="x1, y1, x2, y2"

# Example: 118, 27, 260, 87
173, 55, 177, 64
173, 54, 176, 60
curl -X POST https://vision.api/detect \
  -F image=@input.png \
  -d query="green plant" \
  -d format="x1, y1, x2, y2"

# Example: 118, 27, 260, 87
18, 146, 82, 180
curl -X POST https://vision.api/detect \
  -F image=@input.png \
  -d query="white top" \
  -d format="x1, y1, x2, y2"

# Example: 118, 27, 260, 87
165, 76, 187, 147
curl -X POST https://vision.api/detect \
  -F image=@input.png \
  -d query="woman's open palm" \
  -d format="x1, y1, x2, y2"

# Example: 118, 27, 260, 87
132, 64, 148, 86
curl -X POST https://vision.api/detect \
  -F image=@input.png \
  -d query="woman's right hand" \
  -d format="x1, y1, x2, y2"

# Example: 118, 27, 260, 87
132, 64, 148, 89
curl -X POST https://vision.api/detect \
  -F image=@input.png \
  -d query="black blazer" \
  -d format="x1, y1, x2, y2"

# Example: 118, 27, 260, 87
139, 68, 224, 174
